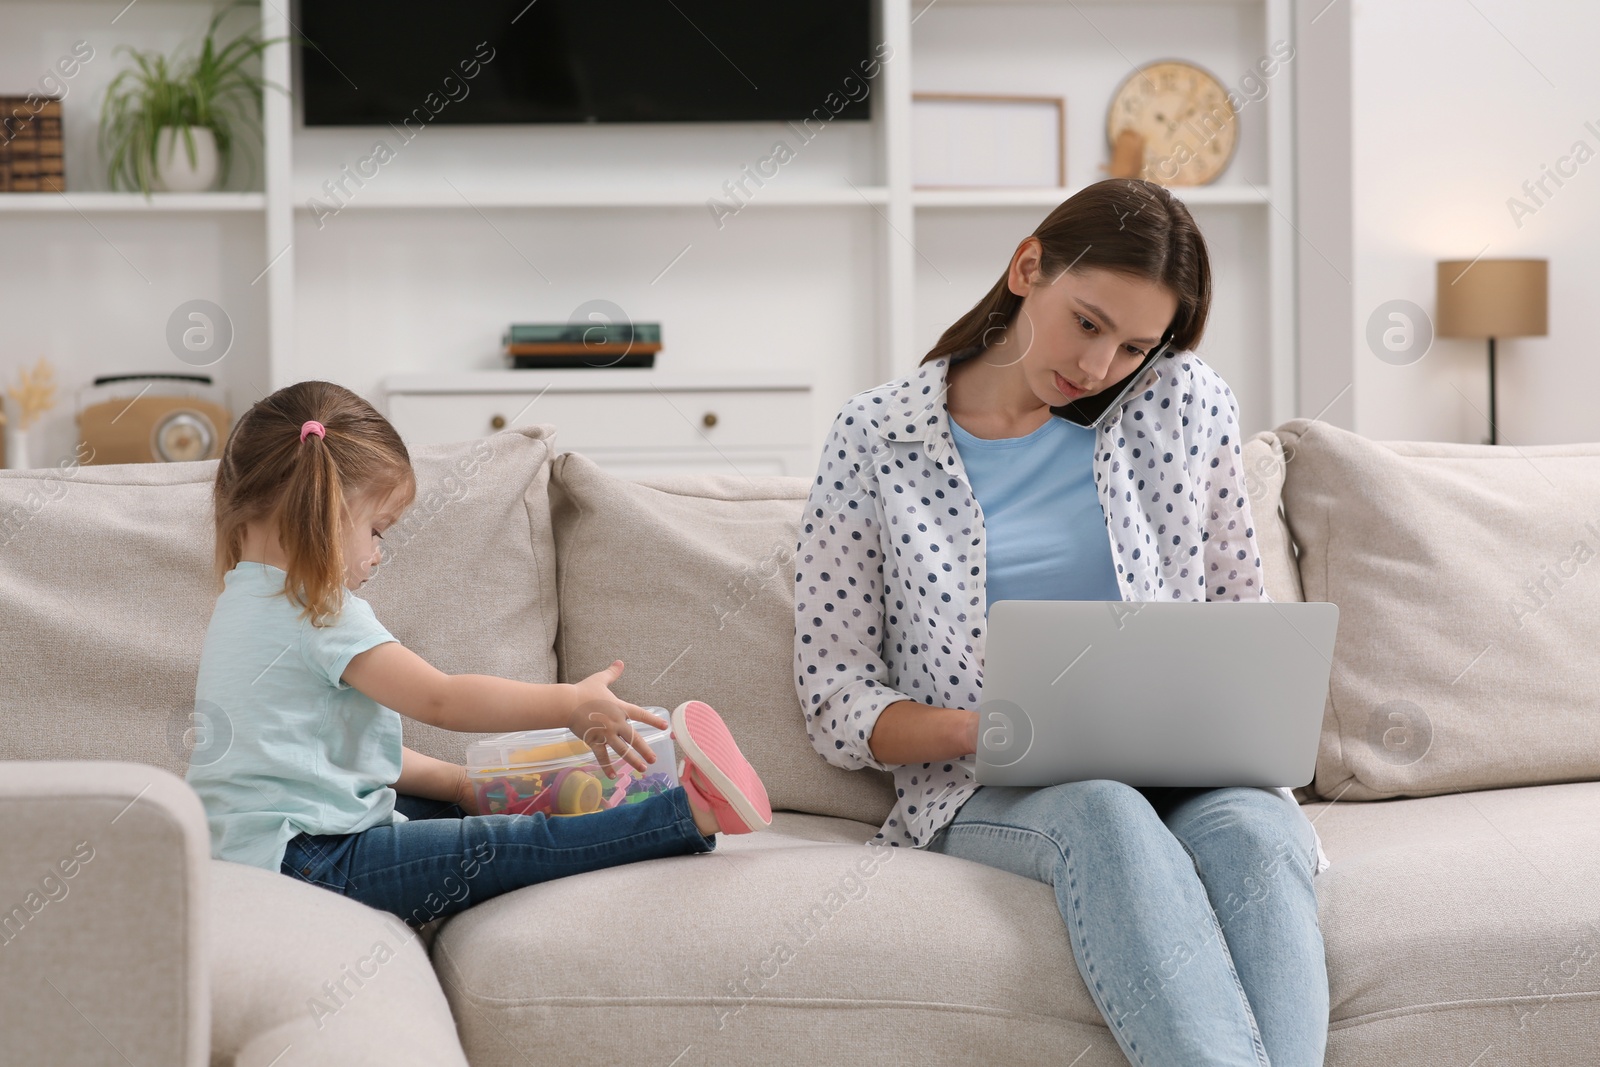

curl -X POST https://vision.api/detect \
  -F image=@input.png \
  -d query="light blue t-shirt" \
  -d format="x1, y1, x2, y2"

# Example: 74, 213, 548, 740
186, 561, 408, 873
949, 413, 1122, 614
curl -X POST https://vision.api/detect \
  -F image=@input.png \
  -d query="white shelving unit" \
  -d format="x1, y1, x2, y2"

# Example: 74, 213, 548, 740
290, 187, 896, 209
911, 185, 1269, 208
382, 368, 818, 478
0, 192, 266, 213
1, 0, 1297, 469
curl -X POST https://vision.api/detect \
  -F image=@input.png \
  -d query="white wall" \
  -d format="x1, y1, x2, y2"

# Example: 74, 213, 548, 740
1293, 0, 1353, 432
1351, 0, 1600, 444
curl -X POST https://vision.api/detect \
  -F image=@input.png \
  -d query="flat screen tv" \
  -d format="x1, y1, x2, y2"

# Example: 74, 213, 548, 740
298, 2, 881, 126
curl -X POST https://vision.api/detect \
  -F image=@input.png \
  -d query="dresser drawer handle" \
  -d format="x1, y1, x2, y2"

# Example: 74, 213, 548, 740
702, 411, 717, 429
490, 414, 506, 430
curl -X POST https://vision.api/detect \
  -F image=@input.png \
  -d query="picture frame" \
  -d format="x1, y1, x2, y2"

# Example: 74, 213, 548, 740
911, 92, 1066, 189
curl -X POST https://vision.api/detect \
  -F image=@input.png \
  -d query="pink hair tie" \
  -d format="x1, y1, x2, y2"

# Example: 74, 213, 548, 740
300, 420, 326, 442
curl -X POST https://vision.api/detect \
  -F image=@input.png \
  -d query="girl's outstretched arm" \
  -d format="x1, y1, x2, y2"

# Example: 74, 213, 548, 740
394, 746, 474, 813
345, 644, 662, 774
342, 640, 576, 733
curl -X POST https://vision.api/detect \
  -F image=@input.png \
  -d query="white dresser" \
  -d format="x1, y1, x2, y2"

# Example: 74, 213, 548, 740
380, 370, 816, 480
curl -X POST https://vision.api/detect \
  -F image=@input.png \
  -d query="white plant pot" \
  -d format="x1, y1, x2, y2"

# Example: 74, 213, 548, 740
154, 126, 220, 193
5, 419, 32, 470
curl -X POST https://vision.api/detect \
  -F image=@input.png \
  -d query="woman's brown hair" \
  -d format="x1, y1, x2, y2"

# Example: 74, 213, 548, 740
920, 178, 1212, 365
212, 380, 416, 627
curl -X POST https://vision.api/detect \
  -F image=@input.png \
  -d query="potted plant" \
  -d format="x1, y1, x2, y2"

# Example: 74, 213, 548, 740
99, 4, 288, 195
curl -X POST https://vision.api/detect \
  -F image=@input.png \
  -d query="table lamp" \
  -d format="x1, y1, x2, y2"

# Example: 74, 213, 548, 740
1434, 258, 1547, 445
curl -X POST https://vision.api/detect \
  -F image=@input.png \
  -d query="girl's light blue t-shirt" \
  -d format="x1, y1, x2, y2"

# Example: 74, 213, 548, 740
186, 561, 408, 873
949, 413, 1122, 612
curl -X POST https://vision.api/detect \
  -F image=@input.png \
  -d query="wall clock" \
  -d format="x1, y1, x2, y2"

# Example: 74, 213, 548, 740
1106, 60, 1237, 186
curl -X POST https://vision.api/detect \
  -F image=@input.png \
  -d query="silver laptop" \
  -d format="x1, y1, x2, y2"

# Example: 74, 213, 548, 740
974, 600, 1339, 789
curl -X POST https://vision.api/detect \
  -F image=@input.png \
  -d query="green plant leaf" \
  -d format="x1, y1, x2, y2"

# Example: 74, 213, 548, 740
98, 1, 296, 195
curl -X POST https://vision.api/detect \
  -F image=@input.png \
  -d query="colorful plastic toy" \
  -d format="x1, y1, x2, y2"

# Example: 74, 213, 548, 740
557, 768, 602, 814
603, 770, 634, 808
484, 780, 514, 813
473, 757, 677, 817
518, 768, 603, 816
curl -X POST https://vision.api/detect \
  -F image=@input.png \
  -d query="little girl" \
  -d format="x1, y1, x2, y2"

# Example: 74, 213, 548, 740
185, 380, 772, 929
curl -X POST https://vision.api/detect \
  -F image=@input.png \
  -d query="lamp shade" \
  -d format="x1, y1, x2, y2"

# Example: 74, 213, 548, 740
1435, 258, 1548, 338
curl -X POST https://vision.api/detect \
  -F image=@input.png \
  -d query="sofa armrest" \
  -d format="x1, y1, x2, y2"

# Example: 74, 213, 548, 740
0, 761, 210, 1067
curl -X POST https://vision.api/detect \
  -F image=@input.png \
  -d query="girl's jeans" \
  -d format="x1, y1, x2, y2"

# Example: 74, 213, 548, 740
280, 787, 714, 929
925, 779, 1327, 1067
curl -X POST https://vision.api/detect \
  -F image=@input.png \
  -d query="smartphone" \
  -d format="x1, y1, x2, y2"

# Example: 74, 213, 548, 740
1048, 331, 1176, 431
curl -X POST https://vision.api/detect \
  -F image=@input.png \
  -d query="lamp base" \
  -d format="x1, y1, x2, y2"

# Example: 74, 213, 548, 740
1484, 336, 1497, 446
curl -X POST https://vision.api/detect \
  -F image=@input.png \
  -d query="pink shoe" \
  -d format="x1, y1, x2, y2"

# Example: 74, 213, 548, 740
671, 700, 772, 834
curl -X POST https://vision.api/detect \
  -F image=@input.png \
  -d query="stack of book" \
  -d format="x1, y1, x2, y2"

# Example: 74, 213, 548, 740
503, 322, 661, 369
0, 96, 66, 192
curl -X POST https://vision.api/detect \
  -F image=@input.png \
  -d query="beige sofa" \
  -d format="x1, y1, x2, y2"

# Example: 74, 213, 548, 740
3, 419, 1597, 1066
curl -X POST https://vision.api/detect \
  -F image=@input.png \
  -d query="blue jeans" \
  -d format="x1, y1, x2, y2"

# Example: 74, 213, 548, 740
280, 787, 715, 929
925, 780, 1327, 1067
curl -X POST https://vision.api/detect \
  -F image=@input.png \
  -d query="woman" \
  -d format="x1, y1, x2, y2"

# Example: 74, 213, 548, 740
793, 178, 1330, 1066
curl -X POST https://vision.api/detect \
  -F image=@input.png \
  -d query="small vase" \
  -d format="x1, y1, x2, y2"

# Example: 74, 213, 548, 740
154, 126, 220, 193
5, 420, 31, 470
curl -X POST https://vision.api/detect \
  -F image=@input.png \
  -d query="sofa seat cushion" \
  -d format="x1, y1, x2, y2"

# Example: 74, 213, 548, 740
433, 792, 1600, 1067
430, 811, 1132, 1067
209, 860, 468, 1066
1303, 781, 1600, 1065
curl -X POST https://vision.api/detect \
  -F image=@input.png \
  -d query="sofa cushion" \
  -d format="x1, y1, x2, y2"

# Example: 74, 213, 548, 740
1242, 430, 1304, 603
433, 790, 1600, 1067
1243, 430, 1314, 804
370, 426, 560, 763
431, 812, 1118, 1067
547, 451, 895, 825
209, 860, 469, 1066
0, 425, 559, 772
1302, 781, 1600, 1064
1275, 418, 1600, 801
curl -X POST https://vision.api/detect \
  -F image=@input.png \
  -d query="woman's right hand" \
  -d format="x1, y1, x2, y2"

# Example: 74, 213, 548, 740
869, 701, 981, 764
565, 660, 669, 776
960, 708, 979, 757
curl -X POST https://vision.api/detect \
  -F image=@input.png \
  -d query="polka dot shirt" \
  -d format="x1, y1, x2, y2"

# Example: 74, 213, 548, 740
793, 350, 1330, 875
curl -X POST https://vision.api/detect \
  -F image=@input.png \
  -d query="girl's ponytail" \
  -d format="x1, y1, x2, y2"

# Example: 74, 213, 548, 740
212, 381, 415, 627
277, 420, 351, 627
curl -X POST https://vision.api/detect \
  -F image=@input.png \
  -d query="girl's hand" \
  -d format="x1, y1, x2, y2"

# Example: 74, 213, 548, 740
454, 765, 481, 817
567, 660, 670, 776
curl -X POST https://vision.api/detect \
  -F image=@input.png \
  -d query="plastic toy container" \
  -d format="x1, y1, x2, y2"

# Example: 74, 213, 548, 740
465, 716, 678, 818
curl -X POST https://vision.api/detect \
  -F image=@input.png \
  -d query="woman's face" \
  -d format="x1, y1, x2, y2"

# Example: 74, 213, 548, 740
996, 244, 1179, 405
